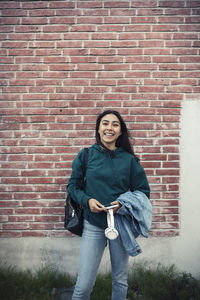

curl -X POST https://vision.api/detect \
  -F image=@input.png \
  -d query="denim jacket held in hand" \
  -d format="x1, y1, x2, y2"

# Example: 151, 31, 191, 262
115, 190, 152, 257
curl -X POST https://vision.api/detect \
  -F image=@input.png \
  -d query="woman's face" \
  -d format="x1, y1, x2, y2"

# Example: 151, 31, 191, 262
98, 114, 121, 150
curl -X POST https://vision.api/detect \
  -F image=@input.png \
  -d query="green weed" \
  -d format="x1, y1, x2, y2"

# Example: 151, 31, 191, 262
90, 272, 112, 300
0, 263, 74, 300
127, 262, 200, 300
0, 261, 200, 300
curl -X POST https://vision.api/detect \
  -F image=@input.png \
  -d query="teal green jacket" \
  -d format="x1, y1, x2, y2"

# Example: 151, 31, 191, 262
67, 143, 150, 230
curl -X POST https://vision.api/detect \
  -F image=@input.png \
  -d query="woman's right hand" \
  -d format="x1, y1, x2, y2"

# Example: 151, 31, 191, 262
88, 198, 107, 213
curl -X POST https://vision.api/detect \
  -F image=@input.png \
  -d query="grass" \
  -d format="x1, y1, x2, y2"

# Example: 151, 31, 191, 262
0, 263, 75, 300
127, 262, 200, 300
0, 261, 200, 300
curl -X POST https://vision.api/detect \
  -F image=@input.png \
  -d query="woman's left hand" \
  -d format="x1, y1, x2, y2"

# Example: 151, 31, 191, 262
111, 201, 121, 214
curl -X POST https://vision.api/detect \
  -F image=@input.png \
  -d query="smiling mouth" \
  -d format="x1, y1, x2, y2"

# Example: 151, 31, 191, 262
104, 132, 115, 137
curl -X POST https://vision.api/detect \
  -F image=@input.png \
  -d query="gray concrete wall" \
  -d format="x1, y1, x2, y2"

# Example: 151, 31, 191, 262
1, 100, 200, 277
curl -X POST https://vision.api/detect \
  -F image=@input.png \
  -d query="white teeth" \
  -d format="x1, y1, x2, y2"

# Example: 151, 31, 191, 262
105, 133, 114, 136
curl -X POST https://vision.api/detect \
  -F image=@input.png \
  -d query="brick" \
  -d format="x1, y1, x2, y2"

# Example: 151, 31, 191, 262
142, 154, 167, 161
15, 208, 40, 214
22, 231, 47, 237
29, 224, 54, 230
0, 216, 8, 222
167, 215, 179, 222
0, 232, 21, 238
142, 162, 161, 168
14, 193, 38, 200
0, 201, 19, 207
119, 33, 144, 39
21, 17, 48, 25
185, 64, 200, 71
126, 71, 151, 78
104, 16, 130, 24
28, 178, 53, 184
110, 8, 137, 16
166, 40, 192, 47
152, 231, 179, 237
165, 8, 191, 15
28, 163, 54, 169
137, 8, 163, 16
156, 169, 179, 176
168, 155, 180, 161
168, 185, 179, 191
139, 86, 164, 92
73, 25, 96, 34
41, 208, 64, 214
163, 147, 179, 153
153, 216, 166, 222
50, 2, 74, 8
29, 10, 54, 17
83, 9, 108, 16
15, 57, 40, 64
157, 16, 184, 23
132, 1, 157, 7
8, 216, 33, 222
159, 1, 185, 7
97, 24, 123, 32
2, 41, 28, 48
8, 49, 34, 56
162, 177, 179, 184
49, 231, 72, 237
160, 223, 179, 229
180, 71, 200, 78
104, 1, 129, 8
77, 17, 103, 24
0, 17, 20, 25
174, 33, 198, 40
144, 49, 170, 55
21, 170, 46, 177
104, 94, 129, 101
139, 40, 164, 47
34, 216, 59, 222
15, 25, 42, 33
131, 16, 156, 23
126, 56, 151, 63
3, 224, 28, 230
40, 193, 65, 200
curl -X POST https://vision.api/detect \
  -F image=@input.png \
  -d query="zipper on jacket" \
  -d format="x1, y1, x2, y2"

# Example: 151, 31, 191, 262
108, 153, 117, 179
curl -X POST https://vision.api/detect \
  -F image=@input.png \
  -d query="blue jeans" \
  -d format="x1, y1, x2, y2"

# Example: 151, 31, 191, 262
72, 220, 129, 300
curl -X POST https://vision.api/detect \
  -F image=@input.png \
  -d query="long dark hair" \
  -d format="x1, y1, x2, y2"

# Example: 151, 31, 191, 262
95, 110, 139, 161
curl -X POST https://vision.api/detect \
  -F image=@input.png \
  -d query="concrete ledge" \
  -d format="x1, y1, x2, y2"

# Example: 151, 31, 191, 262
0, 234, 199, 277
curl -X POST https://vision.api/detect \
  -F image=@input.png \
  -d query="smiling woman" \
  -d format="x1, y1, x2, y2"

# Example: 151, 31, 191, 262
67, 110, 150, 300
95, 110, 138, 158
98, 114, 122, 150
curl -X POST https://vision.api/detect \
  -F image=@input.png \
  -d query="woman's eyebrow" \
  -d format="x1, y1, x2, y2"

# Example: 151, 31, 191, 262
102, 119, 120, 124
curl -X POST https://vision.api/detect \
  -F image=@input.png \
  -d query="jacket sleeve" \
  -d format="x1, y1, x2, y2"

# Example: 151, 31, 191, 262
67, 149, 91, 207
130, 157, 150, 199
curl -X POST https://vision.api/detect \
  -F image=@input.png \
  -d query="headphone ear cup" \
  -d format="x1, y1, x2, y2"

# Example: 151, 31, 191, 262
105, 228, 119, 240
105, 208, 119, 240
105, 227, 110, 236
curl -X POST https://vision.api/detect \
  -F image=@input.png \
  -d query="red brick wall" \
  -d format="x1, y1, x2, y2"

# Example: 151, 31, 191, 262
0, 1, 200, 238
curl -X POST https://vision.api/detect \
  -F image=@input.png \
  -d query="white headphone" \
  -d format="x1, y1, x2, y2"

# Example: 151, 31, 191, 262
105, 209, 119, 240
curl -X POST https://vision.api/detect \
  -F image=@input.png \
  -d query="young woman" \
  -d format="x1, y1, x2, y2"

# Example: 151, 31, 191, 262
67, 110, 150, 300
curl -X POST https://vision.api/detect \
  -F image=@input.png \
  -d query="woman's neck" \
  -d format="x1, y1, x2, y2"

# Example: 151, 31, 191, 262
100, 142, 116, 151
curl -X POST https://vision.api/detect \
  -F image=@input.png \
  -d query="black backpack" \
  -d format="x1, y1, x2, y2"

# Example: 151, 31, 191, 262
64, 148, 88, 236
